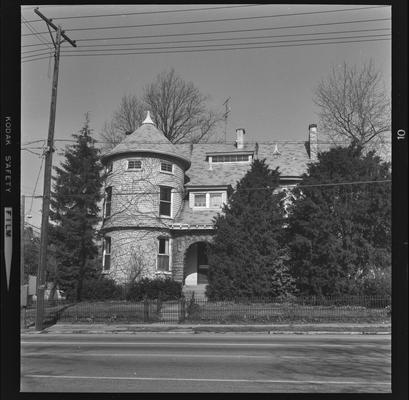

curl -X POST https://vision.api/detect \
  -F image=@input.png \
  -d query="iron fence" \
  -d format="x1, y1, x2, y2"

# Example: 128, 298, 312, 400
21, 295, 391, 328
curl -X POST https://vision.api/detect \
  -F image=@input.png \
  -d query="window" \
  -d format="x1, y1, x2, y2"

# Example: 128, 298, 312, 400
159, 186, 172, 216
105, 187, 112, 218
160, 162, 173, 173
211, 154, 250, 163
102, 237, 111, 271
210, 193, 222, 207
194, 193, 206, 207
128, 160, 142, 170
106, 162, 113, 174
157, 237, 169, 271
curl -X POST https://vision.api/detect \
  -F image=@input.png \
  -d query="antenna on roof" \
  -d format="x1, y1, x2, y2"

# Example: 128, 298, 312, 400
223, 97, 231, 143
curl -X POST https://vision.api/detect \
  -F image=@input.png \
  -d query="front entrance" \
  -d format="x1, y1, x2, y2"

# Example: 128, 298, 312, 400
184, 242, 209, 285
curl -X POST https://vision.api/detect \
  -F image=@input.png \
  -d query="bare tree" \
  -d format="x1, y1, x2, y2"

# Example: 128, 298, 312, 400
143, 68, 221, 143
100, 95, 146, 151
314, 61, 391, 147
100, 69, 222, 151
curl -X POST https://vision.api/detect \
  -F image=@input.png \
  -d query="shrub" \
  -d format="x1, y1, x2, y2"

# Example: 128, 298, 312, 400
126, 277, 182, 301
80, 277, 123, 300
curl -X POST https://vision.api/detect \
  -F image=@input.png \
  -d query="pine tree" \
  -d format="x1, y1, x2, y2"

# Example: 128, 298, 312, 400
285, 143, 391, 296
206, 159, 295, 300
49, 116, 104, 301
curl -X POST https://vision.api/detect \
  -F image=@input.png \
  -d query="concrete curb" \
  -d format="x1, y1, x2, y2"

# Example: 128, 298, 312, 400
21, 323, 391, 335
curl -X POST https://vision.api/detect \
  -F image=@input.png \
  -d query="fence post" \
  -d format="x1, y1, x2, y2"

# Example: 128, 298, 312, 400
179, 296, 186, 323
156, 295, 162, 314
144, 296, 149, 322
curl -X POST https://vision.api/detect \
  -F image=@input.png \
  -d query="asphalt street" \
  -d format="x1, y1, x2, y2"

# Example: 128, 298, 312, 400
21, 333, 391, 393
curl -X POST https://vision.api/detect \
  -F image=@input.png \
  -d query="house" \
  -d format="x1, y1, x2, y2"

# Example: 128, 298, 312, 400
99, 112, 320, 292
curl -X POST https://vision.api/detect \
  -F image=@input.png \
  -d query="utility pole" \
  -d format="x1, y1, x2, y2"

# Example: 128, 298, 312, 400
34, 8, 76, 330
223, 97, 231, 143
21, 195, 25, 286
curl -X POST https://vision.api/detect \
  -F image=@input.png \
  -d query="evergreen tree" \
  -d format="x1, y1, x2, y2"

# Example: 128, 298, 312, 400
23, 226, 40, 283
206, 159, 295, 300
286, 143, 391, 296
49, 116, 104, 301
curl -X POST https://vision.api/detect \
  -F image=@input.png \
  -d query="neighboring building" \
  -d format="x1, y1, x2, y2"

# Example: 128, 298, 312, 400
99, 113, 374, 291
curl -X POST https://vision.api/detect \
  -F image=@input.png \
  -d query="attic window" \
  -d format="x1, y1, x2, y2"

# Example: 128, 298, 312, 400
128, 160, 142, 170
211, 154, 251, 163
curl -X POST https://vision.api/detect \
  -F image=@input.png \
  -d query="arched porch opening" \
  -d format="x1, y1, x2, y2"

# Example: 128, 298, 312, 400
183, 241, 211, 286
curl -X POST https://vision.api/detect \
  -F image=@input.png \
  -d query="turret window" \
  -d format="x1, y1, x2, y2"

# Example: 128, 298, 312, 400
128, 160, 142, 170
160, 162, 173, 173
105, 187, 112, 218
159, 186, 172, 217
102, 237, 111, 271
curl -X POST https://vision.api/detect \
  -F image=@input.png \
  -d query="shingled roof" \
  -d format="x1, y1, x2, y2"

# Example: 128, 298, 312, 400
173, 141, 310, 187
101, 113, 191, 168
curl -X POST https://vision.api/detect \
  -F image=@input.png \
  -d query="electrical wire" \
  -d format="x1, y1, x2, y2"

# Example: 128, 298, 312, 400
28, 156, 45, 216
56, 33, 391, 54
21, 180, 391, 199
22, 20, 391, 47
21, 16, 53, 52
22, 4, 263, 23
21, 37, 390, 62
46, 28, 392, 49
22, 16, 391, 37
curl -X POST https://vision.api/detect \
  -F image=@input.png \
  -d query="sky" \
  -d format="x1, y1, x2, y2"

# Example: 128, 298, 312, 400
20, 4, 392, 230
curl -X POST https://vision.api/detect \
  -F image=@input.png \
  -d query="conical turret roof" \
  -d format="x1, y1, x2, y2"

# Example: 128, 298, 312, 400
101, 112, 191, 168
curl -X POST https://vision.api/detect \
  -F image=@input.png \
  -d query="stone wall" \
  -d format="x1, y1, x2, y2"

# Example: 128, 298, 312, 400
105, 228, 172, 284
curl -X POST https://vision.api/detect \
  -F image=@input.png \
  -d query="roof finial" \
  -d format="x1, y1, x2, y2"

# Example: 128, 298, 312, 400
143, 111, 155, 125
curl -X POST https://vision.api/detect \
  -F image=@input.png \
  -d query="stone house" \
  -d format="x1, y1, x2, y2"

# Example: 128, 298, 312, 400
100, 112, 320, 293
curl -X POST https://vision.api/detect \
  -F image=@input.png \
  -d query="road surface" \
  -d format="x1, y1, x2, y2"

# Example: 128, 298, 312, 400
21, 333, 391, 393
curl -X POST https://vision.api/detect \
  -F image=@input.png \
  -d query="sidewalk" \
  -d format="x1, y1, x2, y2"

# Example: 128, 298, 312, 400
22, 322, 391, 335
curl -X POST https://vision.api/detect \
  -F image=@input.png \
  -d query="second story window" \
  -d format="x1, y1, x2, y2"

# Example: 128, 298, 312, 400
210, 193, 222, 208
105, 187, 112, 218
160, 162, 173, 173
128, 160, 142, 170
159, 186, 172, 217
194, 193, 206, 207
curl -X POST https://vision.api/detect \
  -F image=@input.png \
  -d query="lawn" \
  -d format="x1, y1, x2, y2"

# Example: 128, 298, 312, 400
185, 301, 390, 324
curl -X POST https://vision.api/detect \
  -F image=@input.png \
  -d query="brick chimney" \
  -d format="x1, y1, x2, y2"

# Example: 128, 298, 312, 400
308, 124, 318, 161
235, 128, 245, 149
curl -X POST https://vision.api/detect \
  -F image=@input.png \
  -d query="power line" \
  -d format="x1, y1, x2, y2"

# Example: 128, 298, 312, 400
21, 138, 390, 145
22, 180, 391, 199
23, 33, 391, 58
28, 156, 45, 216
22, 15, 391, 37
22, 20, 391, 46
21, 37, 390, 62
22, 4, 262, 23
44, 28, 393, 49
21, 16, 53, 52
56, 33, 391, 54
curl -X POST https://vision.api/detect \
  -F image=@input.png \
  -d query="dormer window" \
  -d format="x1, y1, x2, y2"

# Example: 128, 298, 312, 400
206, 152, 253, 164
128, 160, 142, 170
160, 162, 173, 173
194, 193, 206, 207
